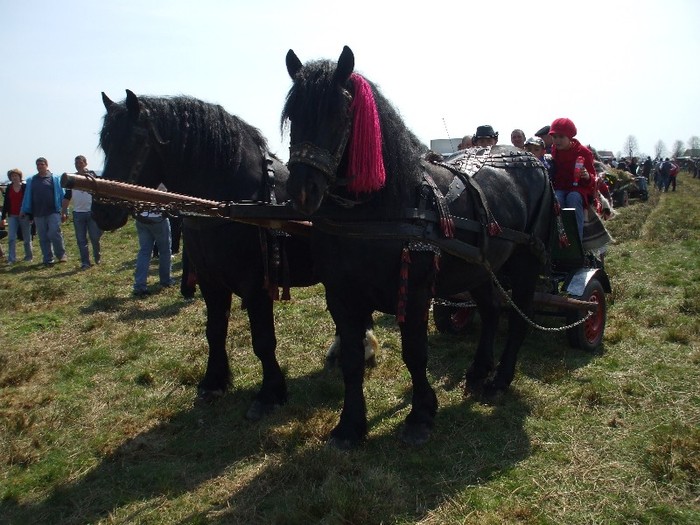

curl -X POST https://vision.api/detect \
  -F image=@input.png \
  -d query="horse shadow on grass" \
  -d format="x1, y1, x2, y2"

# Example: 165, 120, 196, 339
2, 354, 531, 524
425, 312, 599, 393
178, 389, 531, 524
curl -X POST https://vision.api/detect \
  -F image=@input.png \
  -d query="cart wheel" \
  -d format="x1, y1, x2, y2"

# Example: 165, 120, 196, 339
433, 304, 474, 334
566, 278, 606, 352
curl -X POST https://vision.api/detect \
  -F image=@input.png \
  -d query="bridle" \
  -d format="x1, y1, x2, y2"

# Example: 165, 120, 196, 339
287, 90, 353, 189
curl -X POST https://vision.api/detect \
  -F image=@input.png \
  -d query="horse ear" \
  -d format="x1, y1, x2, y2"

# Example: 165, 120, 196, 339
334, 46, 355, 84
101, 92, 115, 112
286, 49, 303, 78
125, 89, 140, 119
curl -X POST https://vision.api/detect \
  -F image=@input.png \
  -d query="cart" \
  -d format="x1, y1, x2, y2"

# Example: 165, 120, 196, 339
433, 208, 611, 352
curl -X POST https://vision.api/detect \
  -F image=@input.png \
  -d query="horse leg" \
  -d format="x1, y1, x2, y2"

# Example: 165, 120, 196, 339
399, 295, 438, 446
396, 252, 438, 445
487, 259, 538, 394
244, 289, 288, 421
197, 283, 233, 402
464, 281, 501, 397
326, 298, 370, 449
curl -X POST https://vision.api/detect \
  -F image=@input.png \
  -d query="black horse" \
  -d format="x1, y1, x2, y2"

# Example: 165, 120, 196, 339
93, 90, 375, 420
282, 46, 555, 448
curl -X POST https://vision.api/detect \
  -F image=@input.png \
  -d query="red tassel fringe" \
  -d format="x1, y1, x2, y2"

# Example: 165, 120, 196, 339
347, 74, 386, 194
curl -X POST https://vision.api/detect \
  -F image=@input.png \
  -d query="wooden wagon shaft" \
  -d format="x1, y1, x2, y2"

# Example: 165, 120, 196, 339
60, 172, 313, 235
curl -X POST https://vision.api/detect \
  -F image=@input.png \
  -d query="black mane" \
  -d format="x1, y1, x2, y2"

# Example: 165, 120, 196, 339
282, 62, 427, 211
101, 95, 268, 177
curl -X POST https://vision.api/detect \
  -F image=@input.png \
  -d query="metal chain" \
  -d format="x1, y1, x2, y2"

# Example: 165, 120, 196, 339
433, 297, 477, 308
93, 194, 227, 218
487, 266, 593, 332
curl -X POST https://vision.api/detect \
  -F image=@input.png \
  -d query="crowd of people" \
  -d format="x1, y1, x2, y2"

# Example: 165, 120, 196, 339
1, 156, 195, 300
448, 118, 695, 264
455, 119, 602, 248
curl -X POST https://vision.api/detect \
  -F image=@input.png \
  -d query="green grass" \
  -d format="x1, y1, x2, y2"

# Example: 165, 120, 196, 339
1, 174, 698, 524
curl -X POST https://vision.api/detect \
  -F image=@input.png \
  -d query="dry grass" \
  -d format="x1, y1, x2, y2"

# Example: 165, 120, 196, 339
1, 173, 699, 524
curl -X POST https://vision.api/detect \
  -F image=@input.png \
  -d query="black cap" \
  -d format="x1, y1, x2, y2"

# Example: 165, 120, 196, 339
535, 125, 550, 137
474, 125, 498, 139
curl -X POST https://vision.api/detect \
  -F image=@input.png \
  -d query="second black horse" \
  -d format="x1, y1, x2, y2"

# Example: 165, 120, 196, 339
92, 90, 374, 420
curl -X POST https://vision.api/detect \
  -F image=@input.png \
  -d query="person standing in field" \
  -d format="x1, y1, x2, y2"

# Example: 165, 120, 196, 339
20, 157, 69, 266
1, 168, 34, 264
66, 155, 103, 269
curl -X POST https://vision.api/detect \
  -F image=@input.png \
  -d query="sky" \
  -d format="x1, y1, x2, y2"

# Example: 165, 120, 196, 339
2, 0, 699, 182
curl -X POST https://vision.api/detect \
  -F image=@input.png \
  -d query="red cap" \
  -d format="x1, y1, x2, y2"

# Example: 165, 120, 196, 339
549, 118, 577, 139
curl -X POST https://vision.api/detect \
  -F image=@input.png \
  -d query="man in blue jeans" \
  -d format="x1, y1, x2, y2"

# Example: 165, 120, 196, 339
133, 209, 173, 296
20, 157, 69, 265
68, 155, 103, 269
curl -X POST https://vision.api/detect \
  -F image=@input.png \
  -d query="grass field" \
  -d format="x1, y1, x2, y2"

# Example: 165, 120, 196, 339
1, 174, 698, 524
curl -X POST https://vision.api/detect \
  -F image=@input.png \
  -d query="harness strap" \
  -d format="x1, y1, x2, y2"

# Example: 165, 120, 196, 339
265, 155, 277, 205
258, 153, 294, 301
462, 173, 502, 237
420, 171, 455, 238
313, 218, 487, 266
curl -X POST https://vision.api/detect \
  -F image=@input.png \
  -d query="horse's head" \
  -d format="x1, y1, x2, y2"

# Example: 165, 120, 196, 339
282, 46, 386, 215
92, 90, 169, 231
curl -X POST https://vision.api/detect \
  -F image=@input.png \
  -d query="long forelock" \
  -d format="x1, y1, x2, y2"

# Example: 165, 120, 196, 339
282, 59, 346, 129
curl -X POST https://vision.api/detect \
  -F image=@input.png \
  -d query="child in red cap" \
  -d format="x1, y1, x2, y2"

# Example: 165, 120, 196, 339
549, 117, 597, 242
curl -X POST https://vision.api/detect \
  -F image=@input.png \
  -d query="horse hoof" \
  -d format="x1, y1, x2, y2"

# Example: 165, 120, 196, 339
400, 423, 432, 446
245, 399, 279, 421
196, 388, 225, 404
481, 382, 507, 403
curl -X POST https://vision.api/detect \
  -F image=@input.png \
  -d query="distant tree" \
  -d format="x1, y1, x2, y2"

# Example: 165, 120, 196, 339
672, 140, 684, 158
623, 135, 639, 158
688, 136, 700, 151
654, 140, 666, 159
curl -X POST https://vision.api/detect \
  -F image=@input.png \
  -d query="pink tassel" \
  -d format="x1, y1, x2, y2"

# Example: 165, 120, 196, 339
441, 217, 455, 239
347, 74, 386, 194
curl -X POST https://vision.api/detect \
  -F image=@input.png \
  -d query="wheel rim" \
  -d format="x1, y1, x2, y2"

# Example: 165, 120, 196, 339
584, 289, 604, 343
